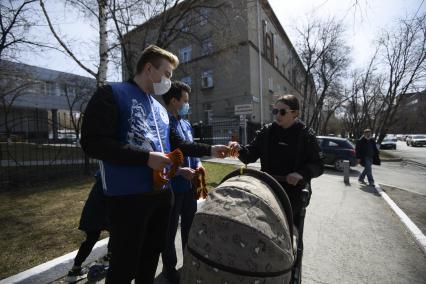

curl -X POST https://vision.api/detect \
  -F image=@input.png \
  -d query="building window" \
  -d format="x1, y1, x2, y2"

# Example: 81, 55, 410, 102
181, 76, 192, 86
204, 109, 213, 124
179, 17, 189, 32
179, 46, 192, 63
59, 83, 68, 96
268, 77, 273, 91
201, 38, 213, 56
199, 8, 209, 26
292, 68, 297, 85
46, 82, 58, 96
179, 20, 189, 33
262, 20, 267, 52
265, 33, 274, 63
201, 70, 214, 88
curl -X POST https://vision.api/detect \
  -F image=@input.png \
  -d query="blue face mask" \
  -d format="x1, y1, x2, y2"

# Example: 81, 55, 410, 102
178, 103, 190, 116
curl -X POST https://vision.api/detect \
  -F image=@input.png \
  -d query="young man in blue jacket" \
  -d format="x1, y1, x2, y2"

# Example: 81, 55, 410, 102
161, 81, 203, 284
80, 45, 228, 284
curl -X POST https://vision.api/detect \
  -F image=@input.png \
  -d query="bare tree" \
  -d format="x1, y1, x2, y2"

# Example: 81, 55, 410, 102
375, 12, 426, 143
109, 0, 228, 78
342, 67, 386, 139
295, 18, 328, 122
0, 0, 59, 60
295, 17, 350, 130
39, 0, 228, 83
39, 0, 109, 86
320, 83, 348, 135
55, 75, 95, 140
309, 19, 350, 132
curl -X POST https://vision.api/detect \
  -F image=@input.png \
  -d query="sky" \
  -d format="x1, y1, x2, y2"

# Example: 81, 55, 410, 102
19, 0, 426, 81
269, 0, 425, 69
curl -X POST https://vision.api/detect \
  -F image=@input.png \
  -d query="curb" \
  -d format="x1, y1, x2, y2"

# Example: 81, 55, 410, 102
0, 201, 208, 284
374, 184, 426, 255
381, 158, 402, 162
0, 238, 109, 284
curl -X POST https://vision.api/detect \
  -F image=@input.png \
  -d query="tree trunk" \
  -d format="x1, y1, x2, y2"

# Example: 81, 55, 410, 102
97, 0, 108, 86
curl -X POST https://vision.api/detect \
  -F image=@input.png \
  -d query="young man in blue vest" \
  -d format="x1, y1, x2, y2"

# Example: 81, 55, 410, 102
80, 45, 228, 284
161, 81, 203, 284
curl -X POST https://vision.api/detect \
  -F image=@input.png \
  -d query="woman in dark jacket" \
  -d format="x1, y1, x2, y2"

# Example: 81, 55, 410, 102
229, 94, 324, 226
65, 175, 111, 283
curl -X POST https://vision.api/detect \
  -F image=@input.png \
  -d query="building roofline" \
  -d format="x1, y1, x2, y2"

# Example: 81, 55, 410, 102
123, 1, 188, 41
260, 0, 307, 77
0, 60, 96, 84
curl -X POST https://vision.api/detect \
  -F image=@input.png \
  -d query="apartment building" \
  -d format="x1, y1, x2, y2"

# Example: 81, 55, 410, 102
123, 0, 314, 126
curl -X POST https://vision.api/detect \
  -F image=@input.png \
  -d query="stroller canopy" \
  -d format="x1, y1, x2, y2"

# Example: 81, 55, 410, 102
181, 168, 296, 284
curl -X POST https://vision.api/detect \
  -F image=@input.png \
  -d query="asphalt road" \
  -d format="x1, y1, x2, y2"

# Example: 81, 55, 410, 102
386, 140, 426, 166
352, 161, 426, 196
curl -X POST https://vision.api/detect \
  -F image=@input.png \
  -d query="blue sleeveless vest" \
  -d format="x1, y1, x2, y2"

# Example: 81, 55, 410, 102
169, 116, 201, 193
99, 82, 170, 196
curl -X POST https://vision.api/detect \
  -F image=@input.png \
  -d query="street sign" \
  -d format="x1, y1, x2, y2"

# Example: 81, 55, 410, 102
234, 104, 253, 115
252, 96, 260, 103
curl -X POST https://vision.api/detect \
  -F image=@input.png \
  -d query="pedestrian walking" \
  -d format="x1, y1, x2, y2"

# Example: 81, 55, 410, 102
356, 128, 380, 186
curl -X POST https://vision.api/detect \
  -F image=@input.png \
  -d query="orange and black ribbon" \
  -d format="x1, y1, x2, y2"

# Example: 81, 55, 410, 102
153, 148, 184, 190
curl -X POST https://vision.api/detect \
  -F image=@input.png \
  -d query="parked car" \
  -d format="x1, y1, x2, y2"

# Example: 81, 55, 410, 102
317, 136, 357, 171
396, 134, 405, 141
406, 134, 426, 147
380, 136, 397, 149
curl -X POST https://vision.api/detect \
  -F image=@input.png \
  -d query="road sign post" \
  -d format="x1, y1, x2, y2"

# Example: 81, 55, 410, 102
235, 104, 252, 145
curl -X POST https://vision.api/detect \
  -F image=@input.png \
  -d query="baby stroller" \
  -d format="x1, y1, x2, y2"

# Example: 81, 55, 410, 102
181, 168, 310, 284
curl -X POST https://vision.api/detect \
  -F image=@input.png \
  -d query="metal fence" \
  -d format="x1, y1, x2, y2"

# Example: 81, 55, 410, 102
0, 111, 262, 189
0, 111, 97, 189
192, 119, 261, 145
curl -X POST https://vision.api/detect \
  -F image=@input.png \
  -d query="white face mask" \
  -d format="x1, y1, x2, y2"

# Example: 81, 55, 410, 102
151, 67, 172, 95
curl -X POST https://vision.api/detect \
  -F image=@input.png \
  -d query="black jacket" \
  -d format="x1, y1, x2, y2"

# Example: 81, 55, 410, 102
80, 80, 211, 165
78, 176, 108, 232
238, 121, 324, 186
355, 137, 380, 166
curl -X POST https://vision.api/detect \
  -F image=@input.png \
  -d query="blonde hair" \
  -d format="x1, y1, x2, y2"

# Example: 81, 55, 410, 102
136, 45, 179, 73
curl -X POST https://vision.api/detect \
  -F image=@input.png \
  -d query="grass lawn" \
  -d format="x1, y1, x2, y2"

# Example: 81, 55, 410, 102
0, 161, 237, 280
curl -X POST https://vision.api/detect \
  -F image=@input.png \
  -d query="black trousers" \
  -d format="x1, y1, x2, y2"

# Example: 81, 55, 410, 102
74, 230, 111, 267
105, 189, 172, 284
279, 183, 303, 228
161, 188, 197, 273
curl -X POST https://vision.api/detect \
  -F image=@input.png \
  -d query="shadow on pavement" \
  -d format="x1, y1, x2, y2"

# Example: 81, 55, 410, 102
358, 184, 381, 196
324, 167, 361, 178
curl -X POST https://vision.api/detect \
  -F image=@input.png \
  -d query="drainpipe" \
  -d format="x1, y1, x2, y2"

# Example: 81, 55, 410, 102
257, 0, 264, 125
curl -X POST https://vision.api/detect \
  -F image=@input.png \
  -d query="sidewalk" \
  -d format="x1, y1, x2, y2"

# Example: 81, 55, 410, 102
304, 174, 425, 283
5, 158, 425, 283
204, 158, 426, 283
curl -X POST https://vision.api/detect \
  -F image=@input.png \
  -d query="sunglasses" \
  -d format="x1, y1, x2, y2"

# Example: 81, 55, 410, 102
272, 108, 294, 116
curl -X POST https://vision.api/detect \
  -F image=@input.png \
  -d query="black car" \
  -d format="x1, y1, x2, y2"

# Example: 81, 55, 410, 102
317, 136, 357, 171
